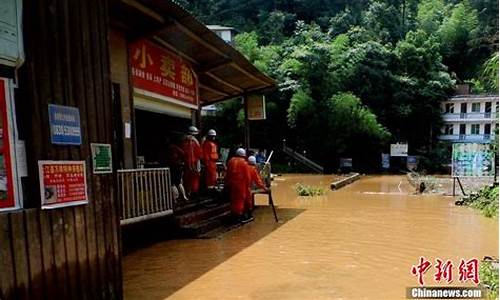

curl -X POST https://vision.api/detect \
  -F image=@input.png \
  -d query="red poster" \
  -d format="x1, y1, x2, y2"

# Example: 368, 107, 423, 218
0, 78, 15, 209
39, 161, 88, 209
130, 39, 199, 108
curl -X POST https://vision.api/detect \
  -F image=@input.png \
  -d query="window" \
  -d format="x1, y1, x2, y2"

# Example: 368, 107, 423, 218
444, 124, 453, 135
484, 123, 491, 135
485, 102, 491, 113
471, 124, 480, 135
459, 124, 466, 135
444, 103, 454, 113
471, 103, 480, 112
460, 103, 467, 114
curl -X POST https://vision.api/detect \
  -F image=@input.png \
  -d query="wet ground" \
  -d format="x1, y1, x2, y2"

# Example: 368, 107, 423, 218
123, 175, 498, 299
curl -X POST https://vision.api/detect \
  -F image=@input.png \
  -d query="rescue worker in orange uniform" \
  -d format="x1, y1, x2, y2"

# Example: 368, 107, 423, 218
181, 126, 202, 198
202, 129, 219, 192
245, 155, 268, 221
225, 148, 250, 222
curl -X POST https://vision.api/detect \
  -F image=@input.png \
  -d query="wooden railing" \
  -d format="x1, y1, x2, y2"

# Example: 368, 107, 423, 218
117, 168, 173, 225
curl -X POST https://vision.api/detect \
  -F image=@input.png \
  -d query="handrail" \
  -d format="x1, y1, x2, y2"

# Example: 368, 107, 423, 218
117, 168, 173, 225
282, 145, 324, 173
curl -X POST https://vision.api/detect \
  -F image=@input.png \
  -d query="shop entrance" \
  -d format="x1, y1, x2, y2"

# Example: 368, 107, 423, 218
135, 108, 191, 168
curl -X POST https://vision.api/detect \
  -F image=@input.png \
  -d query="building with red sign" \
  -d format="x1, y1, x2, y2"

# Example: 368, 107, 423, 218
109, 0, 275, 171
0, 0, 275, 299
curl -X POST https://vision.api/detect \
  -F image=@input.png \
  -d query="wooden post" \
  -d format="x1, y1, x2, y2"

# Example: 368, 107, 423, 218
243, 95, 250, 150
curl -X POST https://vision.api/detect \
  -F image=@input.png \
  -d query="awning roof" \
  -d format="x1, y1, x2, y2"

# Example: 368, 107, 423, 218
109, 0, 276, 106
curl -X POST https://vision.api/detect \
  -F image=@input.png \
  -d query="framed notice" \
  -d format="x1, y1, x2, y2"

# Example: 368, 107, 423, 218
247, 94, 266, 120
48, 104, 82, 145
452, 143, 494, 177
38, 160, 88, 209
91, 143, 113, 174
407, 156, 418, 171
390, 143, 408, 157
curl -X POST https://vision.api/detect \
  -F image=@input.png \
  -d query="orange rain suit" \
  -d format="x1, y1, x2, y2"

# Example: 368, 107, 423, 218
225, 157, 250, 216
202, 139, 219, 188
181, 135, 202, 194
246, 164, 267, 211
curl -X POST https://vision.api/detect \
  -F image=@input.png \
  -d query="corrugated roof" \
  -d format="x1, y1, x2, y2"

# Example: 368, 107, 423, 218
110, 0, 276, 106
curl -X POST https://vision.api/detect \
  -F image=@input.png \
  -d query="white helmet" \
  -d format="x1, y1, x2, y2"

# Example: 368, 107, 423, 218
207, 129, 216, 137
188, 126, 199, 135
248, 156, 256, 165
236, 148, 246, 157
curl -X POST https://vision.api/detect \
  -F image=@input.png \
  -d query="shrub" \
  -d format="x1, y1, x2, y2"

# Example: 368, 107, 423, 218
294, 183, 326, 196
461, 185, 499, 218
480, 261, 499, 300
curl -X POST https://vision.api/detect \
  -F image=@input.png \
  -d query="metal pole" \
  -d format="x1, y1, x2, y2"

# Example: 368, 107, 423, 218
452, 177, 456, 197
243, 95, 250, 150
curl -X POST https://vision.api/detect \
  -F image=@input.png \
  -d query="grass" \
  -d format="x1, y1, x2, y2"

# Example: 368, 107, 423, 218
294, 183, 326, 196
480, 261, 499, 300
460, 185, 499, 218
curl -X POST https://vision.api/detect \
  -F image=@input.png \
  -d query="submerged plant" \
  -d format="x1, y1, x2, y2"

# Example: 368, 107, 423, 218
294, 183, 326, 196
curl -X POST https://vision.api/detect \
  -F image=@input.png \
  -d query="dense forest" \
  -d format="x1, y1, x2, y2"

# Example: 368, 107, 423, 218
181, 0, 499, 172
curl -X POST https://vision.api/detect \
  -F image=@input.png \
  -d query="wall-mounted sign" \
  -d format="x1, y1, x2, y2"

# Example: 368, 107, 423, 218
38, 160, 88, 209
381, 153, 390, 169
390, 143, 408, 157
0, 0, 24, 67
91, 143, 112, 174
452, 143, 494, 177
340, 158, 353, 168
48, 104, 82, 145
130, 39, 198, 109
247, 95, 266, 120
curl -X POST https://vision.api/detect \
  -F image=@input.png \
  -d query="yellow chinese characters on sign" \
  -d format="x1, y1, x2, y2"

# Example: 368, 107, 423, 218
160, 55, 176, 80
181, 64, 194, 86
133, 44, 153, 69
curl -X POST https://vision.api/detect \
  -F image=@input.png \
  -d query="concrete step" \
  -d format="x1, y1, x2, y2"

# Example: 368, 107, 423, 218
177, 210, 232, 237
175, 202, 231, 227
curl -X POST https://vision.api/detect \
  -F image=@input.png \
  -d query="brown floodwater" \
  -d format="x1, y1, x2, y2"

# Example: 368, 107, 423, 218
123, 175, 498, 300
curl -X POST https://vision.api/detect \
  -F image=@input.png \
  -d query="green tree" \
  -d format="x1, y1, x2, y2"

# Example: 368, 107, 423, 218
438, 0, 479, 77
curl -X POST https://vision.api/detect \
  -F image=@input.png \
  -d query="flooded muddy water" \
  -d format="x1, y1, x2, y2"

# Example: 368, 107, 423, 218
123, 175, 498, 300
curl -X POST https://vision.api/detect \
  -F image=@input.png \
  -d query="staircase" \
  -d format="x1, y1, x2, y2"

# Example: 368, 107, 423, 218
174, 197, 232, 237
282, 144, 324, 173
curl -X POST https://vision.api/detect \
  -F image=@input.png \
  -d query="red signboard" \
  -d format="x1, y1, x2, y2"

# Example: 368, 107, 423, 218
38, 161, 88, 209
130, 39, 199, 108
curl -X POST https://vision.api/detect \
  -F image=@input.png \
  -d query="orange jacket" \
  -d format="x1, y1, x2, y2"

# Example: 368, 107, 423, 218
202, 140, 218, 163
225, 157, 250, 186
181, 135, 201, 170
248, 164, 267, 190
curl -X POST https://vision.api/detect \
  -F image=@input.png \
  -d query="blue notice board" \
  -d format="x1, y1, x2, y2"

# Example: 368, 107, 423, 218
48, 104, 82, 145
